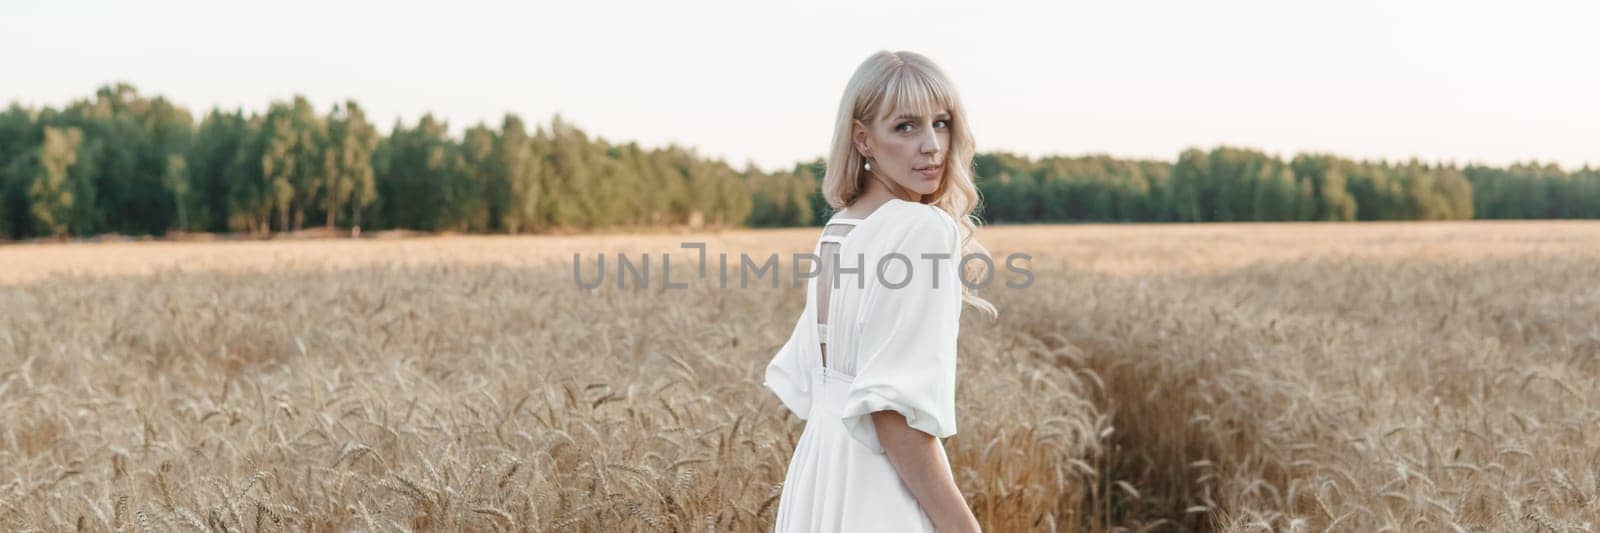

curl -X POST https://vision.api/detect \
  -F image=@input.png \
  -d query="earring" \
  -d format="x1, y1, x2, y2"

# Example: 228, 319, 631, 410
864, 159, 872, 171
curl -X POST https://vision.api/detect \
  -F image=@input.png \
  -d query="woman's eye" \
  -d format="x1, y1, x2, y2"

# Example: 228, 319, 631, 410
898, 120, 949, 133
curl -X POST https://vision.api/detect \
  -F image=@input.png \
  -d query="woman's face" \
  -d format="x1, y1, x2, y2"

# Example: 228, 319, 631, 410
854, 107, 951, 197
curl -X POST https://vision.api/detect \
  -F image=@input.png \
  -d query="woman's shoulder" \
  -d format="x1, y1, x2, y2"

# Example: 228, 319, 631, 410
879, 199, 958, 240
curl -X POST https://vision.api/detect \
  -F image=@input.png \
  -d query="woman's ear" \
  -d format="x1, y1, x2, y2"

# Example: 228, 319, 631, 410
851, 119, 872, 158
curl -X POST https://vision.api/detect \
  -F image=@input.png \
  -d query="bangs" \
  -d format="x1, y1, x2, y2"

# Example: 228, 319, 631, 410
876, 67, 955, 122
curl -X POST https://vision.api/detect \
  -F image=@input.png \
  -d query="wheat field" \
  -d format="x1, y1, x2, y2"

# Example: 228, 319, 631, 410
2, 221, 1598, 532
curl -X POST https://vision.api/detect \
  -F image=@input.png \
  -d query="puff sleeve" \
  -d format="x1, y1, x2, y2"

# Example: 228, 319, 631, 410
762, 314, 813, 420
838, 206, 963, 454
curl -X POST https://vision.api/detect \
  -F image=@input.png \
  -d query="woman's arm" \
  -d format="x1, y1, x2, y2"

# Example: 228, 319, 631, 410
872, 410, 981, 533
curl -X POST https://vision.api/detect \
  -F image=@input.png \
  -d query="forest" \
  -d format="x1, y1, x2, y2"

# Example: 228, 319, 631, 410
2, 84, 1596, 240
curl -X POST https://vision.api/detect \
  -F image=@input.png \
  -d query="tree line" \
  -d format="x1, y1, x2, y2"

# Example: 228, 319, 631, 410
975, 149, 1599, 223
1, 84, 1596, 240
0, 84, 755, 239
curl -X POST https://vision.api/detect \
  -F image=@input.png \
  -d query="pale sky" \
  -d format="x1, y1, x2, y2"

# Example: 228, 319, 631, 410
4, 0, 1597, 173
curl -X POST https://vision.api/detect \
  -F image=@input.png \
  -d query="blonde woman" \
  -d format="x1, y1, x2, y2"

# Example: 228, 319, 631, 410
763, 50, 997, 532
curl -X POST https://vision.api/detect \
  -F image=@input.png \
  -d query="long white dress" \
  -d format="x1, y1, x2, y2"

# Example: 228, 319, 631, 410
763, 197, 965, 532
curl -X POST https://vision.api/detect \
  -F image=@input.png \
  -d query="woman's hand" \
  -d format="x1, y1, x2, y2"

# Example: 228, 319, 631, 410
871, 410, 981, 533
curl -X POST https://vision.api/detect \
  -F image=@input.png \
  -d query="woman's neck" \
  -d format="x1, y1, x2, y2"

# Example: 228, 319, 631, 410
858, 173, 923, 206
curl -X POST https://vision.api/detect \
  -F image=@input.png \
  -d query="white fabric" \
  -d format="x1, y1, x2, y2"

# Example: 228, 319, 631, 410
763, 198, 964, 532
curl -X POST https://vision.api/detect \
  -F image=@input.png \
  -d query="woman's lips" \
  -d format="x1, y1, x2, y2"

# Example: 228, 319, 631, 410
916, 165, 942, 178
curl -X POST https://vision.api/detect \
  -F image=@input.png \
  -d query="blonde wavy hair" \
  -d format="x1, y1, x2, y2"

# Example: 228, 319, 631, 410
823, 50, 998, 319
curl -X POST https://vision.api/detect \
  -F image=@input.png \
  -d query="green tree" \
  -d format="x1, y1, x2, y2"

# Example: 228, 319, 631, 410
458, 123, 495, 231
1290, 154, 1358, 221
375, 114, 460, 231
260, 103, 296, 231
746, 165, 817, 227
190, 109, 250, 232
322, 100, 378, 232
228, 114, 272, 234
163, 153, 188, 230
1171, 148, 1209, 221
259, 96, 325, 231
493, 114, 543, 233
541, 115, 596, 228
26, 126, 84, 237
0, 104, 39, 239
